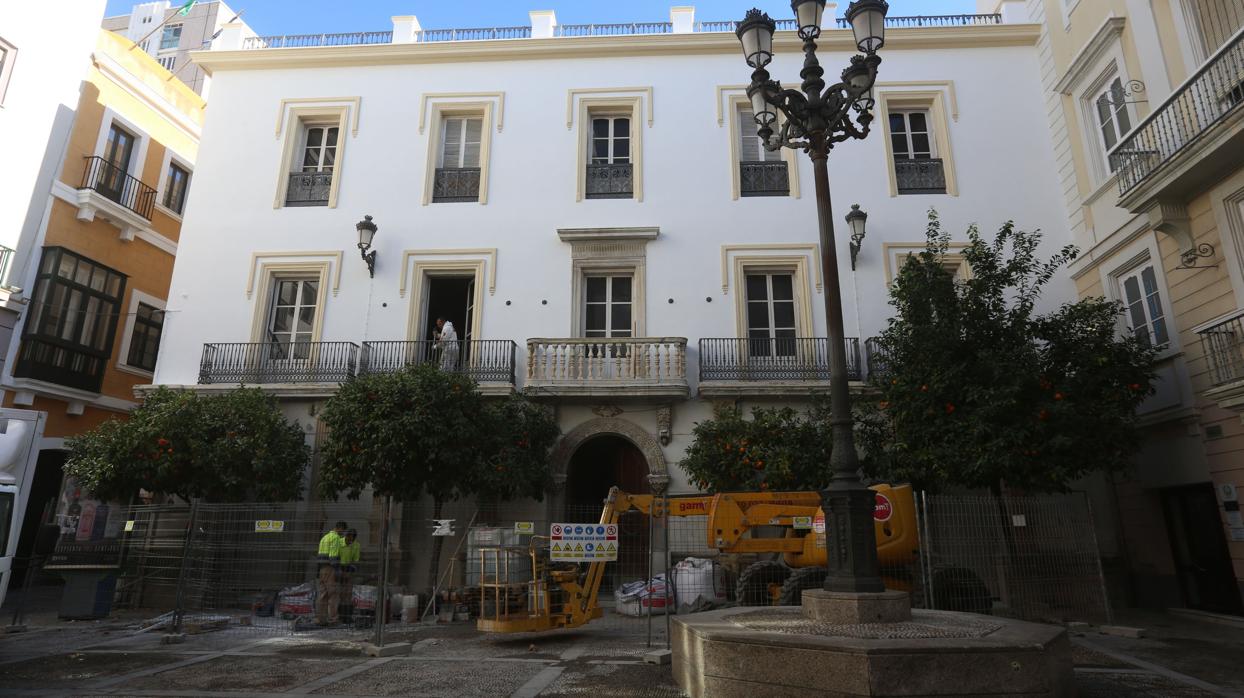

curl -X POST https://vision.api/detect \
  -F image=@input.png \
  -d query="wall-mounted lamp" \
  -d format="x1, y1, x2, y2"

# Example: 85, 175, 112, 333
846, 204, 867, 271
356, 214, 377, 277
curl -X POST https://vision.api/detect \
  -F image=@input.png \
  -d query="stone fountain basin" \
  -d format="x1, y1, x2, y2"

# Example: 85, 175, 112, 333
672, 606, 1074, 697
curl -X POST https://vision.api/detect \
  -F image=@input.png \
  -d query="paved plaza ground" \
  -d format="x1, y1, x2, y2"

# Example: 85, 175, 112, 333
2, 591, 1242, 697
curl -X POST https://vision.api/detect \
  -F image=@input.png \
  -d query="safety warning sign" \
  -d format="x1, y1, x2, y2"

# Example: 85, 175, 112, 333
549, 523, 618, 562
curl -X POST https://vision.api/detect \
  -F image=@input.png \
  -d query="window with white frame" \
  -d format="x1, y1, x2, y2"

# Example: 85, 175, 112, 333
888, 110, 946, 195
163, 161, 190, 214
1119, 265, 1169, 347
286, 124, 337, 206
745, 272, 797, 357
266, 277, 319, 358
1093, 77, 1132, 170
583, 274, 633, 338
159, 24, 182, 50
586, 115, 633, 199
433, 116, 483, 203
0, 36, 15, 107
737, 106, 788, 197
126, 302, 164, 371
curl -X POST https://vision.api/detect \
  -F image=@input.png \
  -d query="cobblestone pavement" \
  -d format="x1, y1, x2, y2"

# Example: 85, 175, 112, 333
2, 603, 1242, 696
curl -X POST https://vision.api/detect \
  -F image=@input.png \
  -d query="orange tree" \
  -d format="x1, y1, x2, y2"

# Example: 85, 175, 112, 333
868, 211, 1156, 493
679, 401, 886, 492
65, 387, 307, 502
317, 363, 558, 590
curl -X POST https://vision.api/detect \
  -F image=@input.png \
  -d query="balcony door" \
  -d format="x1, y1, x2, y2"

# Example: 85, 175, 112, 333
265, 277, 319, 379
100, 123, 136, 202
746, 272, 797, 358
584, 275, 633, 339
422, 275, 475, 372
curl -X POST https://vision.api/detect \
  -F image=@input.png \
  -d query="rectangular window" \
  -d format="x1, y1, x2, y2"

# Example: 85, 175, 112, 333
163, 162, 190, 214
745, 273, 797, 357
433, 117, 483, 203
286, 124, 337, 206
0, 36, 15, 106
1120, 265, 1169, 347
583, 275, 633, 338
889, 110, 946, 195
98, 123, 137, 201
266, 277, 319, 359
1094, 77, 1132, 166
738, 106, 788, 197
126, 302, 164, 372
586, 115, 633, 199
15, 248, 127, 392
159, 24, 182, 50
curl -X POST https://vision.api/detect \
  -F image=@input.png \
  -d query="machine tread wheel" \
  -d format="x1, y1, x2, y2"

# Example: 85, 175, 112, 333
736, 560, 790, 606
777, 567, 827, 606
930, 567, 992, 615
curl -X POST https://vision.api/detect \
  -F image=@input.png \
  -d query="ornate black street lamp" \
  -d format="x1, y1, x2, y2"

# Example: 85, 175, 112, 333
356, 214, 378, 277
737, 0, 889, 595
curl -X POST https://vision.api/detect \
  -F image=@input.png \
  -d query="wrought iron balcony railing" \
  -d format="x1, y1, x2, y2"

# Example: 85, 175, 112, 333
698, 338, 862, 383
79, 156, 156, 219
1198, 312, 1244, 387
359, 340, 517, 383
432, 168, 482, 202
894, 158, 947, 194
527, 338, 686, 386
285, 171, 332, 207
740, 161, 790, 196
198, 342, 359, 384
585, 163, 633, 199
864, 337, 890, 381
238, 15, 1002, 48
1110, 29, 1244, 194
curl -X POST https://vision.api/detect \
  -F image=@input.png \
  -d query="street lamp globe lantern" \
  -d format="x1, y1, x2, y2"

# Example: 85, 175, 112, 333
356, 214, 377, 250
747, 82, 778, 127
791, 0, 826, 39
841, 56, 873, 90
845, 0, 890, 54
736, 9, 776, 68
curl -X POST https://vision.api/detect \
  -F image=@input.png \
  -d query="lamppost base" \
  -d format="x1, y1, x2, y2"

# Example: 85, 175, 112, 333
820, 485, 886, 594
802, 588, 911, 625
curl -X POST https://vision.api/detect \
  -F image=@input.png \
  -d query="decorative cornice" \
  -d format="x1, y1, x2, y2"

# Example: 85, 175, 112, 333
191, 25, 1042, 74
1053, 17, 1127, 94
557, 227, 659, 242
92, 50, 203, 141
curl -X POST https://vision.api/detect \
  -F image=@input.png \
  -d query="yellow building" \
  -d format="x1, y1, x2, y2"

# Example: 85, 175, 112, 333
998, 0, 1244, 613
0, 30, 202, 552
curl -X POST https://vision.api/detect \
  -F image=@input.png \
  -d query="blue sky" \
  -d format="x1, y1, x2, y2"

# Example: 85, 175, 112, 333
104, 1, 980, 37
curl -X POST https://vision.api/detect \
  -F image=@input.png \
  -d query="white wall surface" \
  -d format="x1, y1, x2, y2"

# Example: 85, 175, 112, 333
156, 37, 1073, 388
0, 2, 105, 281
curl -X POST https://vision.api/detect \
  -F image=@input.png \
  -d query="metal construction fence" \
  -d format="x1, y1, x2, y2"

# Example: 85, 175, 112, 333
44, 490, 1111, 646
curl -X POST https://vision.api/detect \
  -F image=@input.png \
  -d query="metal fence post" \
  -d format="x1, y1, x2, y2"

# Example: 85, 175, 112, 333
920, 491, 935, 610
1082, 493, 1115, 624
374, 495, 392, 647
171, 499, 200, 634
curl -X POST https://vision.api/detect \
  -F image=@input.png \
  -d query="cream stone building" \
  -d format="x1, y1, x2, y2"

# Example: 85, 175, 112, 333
989, 0, 1244, 613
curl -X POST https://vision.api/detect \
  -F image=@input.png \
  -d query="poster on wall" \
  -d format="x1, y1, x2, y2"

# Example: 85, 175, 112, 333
43, 477, 125, 570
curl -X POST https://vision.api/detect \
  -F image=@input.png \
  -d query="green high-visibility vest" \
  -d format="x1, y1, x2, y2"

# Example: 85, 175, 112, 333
318, 530, 343, 559
339, 541, 361, 565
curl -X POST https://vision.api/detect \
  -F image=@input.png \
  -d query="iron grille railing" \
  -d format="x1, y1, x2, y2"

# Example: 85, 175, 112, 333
585, 163, 633, 199
740, 161, 790, 196
865, 337, 889, 381
418, 26, 532, 41
1110, 29, 1244, 194
359, 340, 517, 383
432, 168, 482, 202
198, 342, 359, 384
243, 31, 394, 49
895, 158, 947, 194
1198, 311, 1244, 386
285, 172, 332, 207
698, 338, 861, 382
235, 15, 1004, 50
555, 22, 673, 37
79, 156, 157, 219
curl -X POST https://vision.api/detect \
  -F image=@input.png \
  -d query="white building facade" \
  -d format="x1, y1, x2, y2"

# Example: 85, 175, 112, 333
156, 5, 1071, 516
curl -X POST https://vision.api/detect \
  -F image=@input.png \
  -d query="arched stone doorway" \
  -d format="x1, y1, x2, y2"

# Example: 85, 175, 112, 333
564, 435, 649, 514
